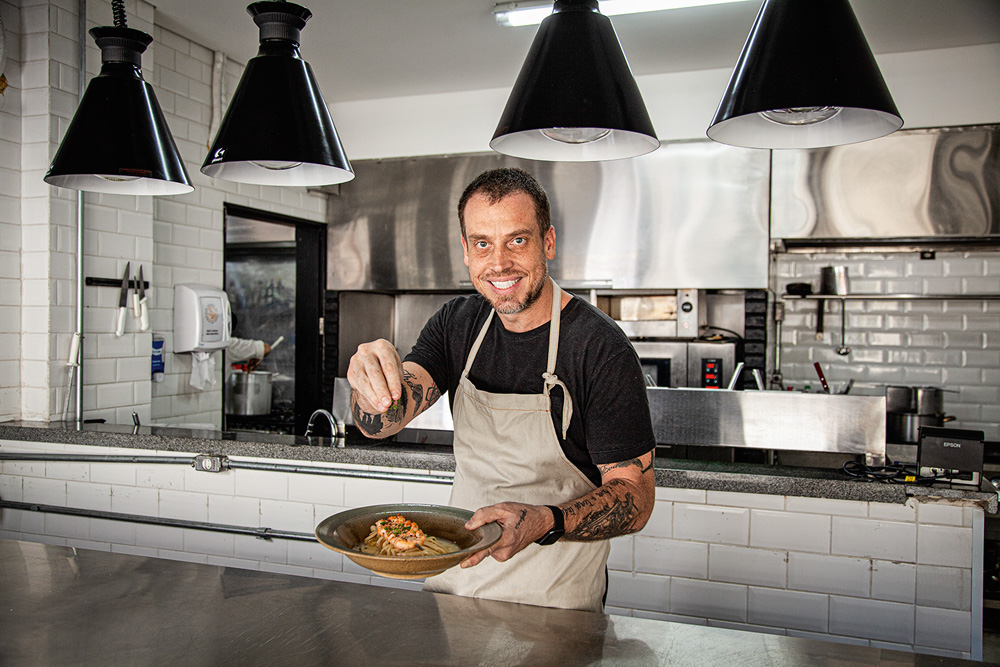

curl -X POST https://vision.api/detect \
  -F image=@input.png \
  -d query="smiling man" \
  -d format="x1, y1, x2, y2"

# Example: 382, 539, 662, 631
347, 167, 655, 612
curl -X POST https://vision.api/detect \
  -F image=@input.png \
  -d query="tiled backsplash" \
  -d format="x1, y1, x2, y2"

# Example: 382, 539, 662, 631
4, 0, 326, 426
774, 252, 1000, 440
0, 0, 22, 421
146, 21, 325, 427
1, 439, 984, 660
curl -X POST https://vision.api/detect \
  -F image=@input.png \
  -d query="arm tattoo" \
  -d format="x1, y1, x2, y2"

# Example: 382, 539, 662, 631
601, 458, 652, 475
352, 371, 440, 437
562, 480, 641, 541
352, 400, 385, 435
402, 369, 423, 416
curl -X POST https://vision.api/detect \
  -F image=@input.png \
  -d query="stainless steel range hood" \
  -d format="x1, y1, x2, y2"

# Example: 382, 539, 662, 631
771, 124, 1000, 250
321, 143, 770, 291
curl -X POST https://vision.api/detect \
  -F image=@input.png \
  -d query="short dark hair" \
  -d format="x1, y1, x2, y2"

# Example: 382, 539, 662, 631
458, 167, 551, 239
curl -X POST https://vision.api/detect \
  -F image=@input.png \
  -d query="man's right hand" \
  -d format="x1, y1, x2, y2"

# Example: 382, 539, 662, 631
347, 339, 403, 414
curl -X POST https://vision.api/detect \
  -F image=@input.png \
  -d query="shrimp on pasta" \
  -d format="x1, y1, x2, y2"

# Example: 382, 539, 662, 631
357, 514, 459, 557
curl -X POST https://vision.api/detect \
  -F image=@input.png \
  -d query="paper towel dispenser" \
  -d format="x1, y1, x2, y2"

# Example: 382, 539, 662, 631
174, 284, 231, 353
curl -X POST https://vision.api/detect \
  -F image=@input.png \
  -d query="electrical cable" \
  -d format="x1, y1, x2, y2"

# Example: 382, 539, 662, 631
841, 460, 954, 485
699, 326, 744, 341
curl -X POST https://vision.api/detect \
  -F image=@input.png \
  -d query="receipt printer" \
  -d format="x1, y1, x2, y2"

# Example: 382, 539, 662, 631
173, 284, 231, 353
918, 426, 984, 486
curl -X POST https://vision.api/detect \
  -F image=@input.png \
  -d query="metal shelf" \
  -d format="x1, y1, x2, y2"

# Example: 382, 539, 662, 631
782, 293, 1000, 301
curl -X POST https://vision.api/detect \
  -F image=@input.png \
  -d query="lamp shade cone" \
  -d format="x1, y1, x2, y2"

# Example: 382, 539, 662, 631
490, 0, 659, 162
201, 2, 353, 186
44, 27, 193, 195
707, 0, 902, 149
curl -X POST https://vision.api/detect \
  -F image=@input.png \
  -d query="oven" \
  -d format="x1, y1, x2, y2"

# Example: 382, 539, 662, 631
632, 340, 739, 389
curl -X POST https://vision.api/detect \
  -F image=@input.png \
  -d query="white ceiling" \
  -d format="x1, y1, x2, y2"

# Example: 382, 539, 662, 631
149, 0, 1000, 104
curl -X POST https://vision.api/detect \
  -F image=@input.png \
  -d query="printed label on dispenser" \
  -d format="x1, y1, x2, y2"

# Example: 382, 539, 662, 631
200, 297, 225, 343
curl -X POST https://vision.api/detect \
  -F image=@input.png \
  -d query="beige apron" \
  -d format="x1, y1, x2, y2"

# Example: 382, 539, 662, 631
423, 278, 609, 612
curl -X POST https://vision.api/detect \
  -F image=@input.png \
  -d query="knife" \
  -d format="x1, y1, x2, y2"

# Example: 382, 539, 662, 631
137, 265, 149, 331
115, 262, 130, 337
813, 361, 831, 394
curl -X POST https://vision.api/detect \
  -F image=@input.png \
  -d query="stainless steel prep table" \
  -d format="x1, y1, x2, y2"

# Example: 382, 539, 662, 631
0, 539, 989, 666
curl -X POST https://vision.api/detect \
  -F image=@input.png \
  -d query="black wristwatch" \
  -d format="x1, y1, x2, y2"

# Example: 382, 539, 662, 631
535, 505, 565, 546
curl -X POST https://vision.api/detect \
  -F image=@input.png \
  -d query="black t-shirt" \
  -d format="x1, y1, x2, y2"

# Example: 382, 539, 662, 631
404, 294, 656, 486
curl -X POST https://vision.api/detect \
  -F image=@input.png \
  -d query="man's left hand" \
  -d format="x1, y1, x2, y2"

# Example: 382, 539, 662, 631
460, 502, 552, 568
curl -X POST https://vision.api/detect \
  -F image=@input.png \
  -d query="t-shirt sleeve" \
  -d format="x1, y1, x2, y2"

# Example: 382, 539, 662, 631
403, 302, 452, 396
581, 345, 656, 466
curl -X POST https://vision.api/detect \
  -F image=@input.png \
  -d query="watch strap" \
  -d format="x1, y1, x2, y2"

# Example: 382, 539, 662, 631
535, 505, 565, 546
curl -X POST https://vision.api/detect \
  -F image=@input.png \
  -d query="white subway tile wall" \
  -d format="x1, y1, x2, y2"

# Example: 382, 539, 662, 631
1, 438, 984, 660
147, 21, 325, 427
7, 0, 327, 426
775, 252, 999, 440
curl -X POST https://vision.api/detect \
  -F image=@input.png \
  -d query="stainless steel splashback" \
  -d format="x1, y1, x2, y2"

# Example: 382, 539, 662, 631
648, 388, 886, 464
323, 144, 770, 291
771, 125, 1000, 241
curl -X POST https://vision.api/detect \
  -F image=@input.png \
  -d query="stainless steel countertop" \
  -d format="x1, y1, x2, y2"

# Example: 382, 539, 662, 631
0, 539, 989, 666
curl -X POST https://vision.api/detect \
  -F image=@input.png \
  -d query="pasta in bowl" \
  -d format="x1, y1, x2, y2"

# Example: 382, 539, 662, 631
315, 504, 502, 579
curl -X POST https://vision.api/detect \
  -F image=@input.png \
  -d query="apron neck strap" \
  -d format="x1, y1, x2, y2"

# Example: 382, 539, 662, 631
461, 276, 566, 379
463, 308, 495, 377
545, 277, 563, 375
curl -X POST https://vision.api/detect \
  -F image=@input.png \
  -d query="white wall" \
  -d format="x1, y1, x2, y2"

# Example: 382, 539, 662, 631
330, 43, 1000, 161
5, 0, 327, 427
0, 0, 22, 421
146, 24, 326, 426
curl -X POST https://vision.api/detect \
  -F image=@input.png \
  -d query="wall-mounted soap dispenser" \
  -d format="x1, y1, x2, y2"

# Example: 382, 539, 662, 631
173, 284, 232, 353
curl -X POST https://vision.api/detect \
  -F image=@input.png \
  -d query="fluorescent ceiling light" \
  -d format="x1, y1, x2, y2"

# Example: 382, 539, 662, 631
494, 0, 752, 27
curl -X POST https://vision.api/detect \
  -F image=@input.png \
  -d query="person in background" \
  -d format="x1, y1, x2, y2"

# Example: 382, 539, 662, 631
347, 167, 655, 613
227, 312, 271, 371
227, 338, 271, 370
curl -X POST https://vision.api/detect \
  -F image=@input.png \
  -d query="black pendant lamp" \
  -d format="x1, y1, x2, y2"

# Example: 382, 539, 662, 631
707, 0, 902, 149
201, 2, 353, 186
44, 1, 193, 195
490, 0, 659, 162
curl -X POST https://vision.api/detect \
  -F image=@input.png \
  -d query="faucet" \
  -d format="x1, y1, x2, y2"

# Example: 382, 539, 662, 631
305, 409, 342, 438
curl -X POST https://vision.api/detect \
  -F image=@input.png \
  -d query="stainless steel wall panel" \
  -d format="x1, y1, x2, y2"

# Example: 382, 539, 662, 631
771, 125, 1000, 240
324, 144, 770, 291
337, 292, 394, 375
648, 388, 886, 463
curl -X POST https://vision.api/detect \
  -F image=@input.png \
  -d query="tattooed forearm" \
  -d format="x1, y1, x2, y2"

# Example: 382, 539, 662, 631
425, 384, 441, 405
352, 399, 386, 436
562, 480, 642, 540
601, 458, 652, 474
402, 369, 423, 416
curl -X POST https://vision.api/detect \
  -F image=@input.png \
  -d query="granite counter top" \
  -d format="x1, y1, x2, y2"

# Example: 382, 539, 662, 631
2, 421, 995, 512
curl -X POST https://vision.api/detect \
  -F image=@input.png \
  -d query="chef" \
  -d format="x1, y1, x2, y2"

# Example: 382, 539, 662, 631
347, 168, 655, 612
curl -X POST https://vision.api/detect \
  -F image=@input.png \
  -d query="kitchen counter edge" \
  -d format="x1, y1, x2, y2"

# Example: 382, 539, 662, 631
1, 421, 995, 512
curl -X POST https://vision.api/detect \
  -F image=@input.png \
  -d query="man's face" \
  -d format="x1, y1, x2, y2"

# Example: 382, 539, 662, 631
461, 191, 556, 320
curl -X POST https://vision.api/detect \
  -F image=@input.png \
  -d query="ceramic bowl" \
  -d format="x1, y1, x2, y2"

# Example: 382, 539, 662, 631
315, 504, 501, 579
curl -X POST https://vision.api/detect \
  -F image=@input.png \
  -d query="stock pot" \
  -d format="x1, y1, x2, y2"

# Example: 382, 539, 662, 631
884, 385, 945, 415
226, 370, 273, 415
884, 386, 954, 443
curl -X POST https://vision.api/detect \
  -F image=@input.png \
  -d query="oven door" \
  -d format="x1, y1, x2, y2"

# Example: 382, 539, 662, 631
632, 341, 688, 388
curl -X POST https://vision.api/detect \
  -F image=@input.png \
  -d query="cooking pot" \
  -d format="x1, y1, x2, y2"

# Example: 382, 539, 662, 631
226, 370, 273, 415
885, 412, 955, 444
884, 385, 945, 415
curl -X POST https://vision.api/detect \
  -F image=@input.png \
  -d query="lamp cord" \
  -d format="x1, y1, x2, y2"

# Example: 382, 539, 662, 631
112, 0, 127, 28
